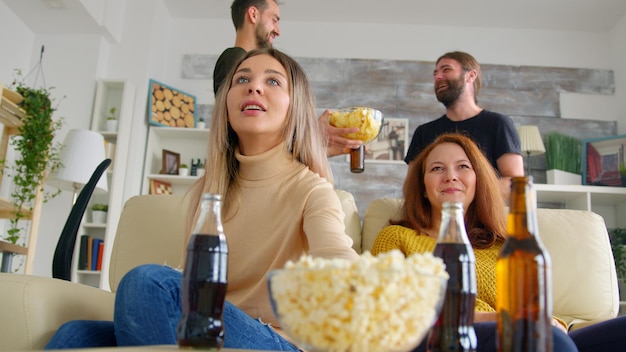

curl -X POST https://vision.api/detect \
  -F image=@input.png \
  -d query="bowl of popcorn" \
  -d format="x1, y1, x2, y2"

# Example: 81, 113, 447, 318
329, 107, 384, 143
267, 250, 448, 352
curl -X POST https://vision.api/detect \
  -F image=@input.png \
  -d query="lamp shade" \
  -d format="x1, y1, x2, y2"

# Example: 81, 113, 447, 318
517, 125, 546, 156
48, 129, 108, 193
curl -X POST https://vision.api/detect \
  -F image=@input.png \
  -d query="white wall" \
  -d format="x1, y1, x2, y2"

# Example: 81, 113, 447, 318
612, 15, 626, 134
2, 0, 626, 277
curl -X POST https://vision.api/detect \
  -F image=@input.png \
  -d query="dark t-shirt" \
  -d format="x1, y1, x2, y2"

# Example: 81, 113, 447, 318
213, 47, 247, 97
404, 110, 521, 174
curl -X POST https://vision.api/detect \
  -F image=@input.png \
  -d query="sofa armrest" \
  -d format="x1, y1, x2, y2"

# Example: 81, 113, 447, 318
0, 273, 115, 351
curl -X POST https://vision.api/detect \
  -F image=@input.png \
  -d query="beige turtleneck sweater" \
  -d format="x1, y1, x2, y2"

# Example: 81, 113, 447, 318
224, 143, 359, 327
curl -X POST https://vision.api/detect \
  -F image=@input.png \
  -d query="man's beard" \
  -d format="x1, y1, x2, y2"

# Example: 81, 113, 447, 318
435, 75, 465, 108
255, 24, 272, 49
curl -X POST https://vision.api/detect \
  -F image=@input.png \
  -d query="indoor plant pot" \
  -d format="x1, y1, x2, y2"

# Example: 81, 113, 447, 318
179, 164, 189, 177
91, 204, 108, 223
544, 132, 582, 185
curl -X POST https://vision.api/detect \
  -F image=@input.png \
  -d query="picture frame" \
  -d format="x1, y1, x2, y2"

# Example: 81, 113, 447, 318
346, 117, 409, 164
582, 134, 626, 187
161, 149, 181, 175
148, 79, 197, 128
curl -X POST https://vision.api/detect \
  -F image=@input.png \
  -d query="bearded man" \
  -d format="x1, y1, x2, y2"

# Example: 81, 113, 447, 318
404, 51, 523, 194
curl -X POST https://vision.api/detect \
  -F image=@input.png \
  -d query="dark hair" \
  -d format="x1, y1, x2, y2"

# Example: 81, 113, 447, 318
231, 0, 272, 29
436, 51, 482, 103
394, 133, 507, 249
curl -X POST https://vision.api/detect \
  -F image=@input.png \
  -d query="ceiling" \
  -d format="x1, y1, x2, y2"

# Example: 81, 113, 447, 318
164, 0, 626, 33
4, 0, 626, 34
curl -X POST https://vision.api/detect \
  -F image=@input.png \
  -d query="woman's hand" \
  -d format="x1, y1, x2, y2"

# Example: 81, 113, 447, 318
474, 312, 496, 322
473, 312, 568, 334
318, 110, 362, 157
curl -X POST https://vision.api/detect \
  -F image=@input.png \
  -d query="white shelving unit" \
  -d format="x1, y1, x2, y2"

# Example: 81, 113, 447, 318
71, 80, 135, 290
142, 126, 209, 195
534, 183, 626, 229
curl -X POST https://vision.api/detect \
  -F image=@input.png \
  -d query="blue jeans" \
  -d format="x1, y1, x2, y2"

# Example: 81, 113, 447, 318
44, 264, 298, 351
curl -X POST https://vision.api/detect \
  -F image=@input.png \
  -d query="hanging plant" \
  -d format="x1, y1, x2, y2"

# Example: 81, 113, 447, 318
0, 70, 64, 245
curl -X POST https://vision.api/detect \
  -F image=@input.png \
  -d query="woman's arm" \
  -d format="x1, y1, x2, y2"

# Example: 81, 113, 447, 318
302, 185, 359, 261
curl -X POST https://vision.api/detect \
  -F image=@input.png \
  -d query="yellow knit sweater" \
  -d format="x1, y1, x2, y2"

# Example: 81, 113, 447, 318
370, 225, 499, 312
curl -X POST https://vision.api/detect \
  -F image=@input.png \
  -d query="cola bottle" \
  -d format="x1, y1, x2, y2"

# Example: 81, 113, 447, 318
177, 193, 228, 349
427, 201, 477, 352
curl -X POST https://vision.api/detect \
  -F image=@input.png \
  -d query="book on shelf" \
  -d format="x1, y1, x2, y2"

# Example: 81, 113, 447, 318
78, 235, 89, 270
78, 235, 104, 271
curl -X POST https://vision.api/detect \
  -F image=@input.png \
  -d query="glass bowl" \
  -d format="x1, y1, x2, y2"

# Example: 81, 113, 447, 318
329, 107, 384, 143
267, 252, 448, 352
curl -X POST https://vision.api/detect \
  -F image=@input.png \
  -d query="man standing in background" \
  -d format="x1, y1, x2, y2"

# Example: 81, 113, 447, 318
213, 0, 280, 96
404, 51, 524, 193
213, 0, 362, 157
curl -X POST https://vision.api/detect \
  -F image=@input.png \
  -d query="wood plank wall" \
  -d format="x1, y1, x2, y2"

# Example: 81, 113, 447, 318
183, 54, 617, 215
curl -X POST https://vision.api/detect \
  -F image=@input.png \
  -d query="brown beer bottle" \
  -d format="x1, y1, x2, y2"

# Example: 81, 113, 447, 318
177, 193, 228, 349
427, 201, 477, 352
496, 177, 553, 352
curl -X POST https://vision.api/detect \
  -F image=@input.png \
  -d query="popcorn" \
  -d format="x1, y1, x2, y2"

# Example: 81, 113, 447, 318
329, 107, 383, 142
268, 250, 448, 352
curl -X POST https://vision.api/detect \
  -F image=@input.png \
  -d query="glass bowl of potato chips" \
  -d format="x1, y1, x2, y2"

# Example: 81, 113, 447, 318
329, 107, 384, 143
267, 251, 448, 352
329, 107, 384, 173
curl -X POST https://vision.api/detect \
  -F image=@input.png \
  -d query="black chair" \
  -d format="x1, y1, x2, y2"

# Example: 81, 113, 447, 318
52, 158, 111, 280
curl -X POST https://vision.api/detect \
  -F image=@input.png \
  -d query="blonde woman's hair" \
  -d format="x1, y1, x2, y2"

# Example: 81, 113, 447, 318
184, 48, 331, 247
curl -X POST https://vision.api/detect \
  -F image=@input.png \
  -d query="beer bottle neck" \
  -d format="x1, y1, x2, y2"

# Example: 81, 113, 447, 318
508, 177, 539, 240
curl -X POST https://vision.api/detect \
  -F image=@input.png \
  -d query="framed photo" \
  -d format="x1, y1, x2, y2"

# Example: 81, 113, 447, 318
161, 149, 180, 175
148, 79, 197, 128
150, 179, 173, 195
346, 117, 409, 163
582, 134, 626, 187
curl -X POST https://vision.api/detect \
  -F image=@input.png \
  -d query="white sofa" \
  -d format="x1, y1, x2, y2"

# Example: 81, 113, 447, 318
0, 191, 619, 350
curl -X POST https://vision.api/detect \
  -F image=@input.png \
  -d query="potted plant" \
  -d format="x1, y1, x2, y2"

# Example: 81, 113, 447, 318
0, 70, 64, 246
179, 163, 189, 177
543, 132, 582, 185
106, 107, 118, 132
620, 164, 626, 187
91, 203, 108, 223
196, 117, 206, 129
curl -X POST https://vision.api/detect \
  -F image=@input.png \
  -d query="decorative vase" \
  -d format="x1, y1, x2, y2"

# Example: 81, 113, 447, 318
179, 168, 189, 177
106, 119, 118, 132
92, 210, 107, 224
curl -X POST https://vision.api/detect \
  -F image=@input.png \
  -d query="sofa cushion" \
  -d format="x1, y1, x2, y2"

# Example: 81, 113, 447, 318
108, 194, 189, 291
362, 197, 404, 253
335, 189, 362, 252
537, 208, 619, 327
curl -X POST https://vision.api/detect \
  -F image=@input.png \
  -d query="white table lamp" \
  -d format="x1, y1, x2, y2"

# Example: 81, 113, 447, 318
517, 125, 546, 176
